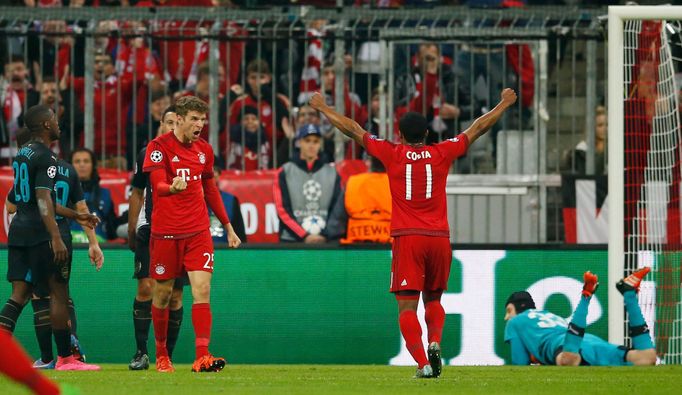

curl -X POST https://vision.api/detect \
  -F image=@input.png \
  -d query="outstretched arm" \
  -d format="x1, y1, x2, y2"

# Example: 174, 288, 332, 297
309, 92, 368, 148
463, 88, 517, 145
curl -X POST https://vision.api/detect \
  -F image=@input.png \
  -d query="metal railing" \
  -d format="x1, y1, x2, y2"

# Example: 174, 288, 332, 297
0, 5, 608, 243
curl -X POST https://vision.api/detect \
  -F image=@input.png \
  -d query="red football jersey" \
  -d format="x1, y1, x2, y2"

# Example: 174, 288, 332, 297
363, 133, 469, 237
143, 132, 214, 238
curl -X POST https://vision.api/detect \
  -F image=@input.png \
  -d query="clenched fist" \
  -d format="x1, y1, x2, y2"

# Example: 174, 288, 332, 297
308, 92, 326, 111
500, 88, 517, 108
170, 176, 187, 194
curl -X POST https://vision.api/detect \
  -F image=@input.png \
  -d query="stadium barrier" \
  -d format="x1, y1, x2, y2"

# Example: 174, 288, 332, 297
0, 246, 608, 365
0, 5, 607, 243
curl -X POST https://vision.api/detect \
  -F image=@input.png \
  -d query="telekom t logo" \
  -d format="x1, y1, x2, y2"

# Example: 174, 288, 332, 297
176, 168, 191, 181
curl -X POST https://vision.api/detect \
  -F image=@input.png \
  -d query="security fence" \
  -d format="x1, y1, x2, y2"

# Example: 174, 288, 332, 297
0, 5, 607, 243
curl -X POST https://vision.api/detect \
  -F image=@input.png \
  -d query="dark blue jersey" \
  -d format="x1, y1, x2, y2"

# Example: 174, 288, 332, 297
8, 142, 58, 246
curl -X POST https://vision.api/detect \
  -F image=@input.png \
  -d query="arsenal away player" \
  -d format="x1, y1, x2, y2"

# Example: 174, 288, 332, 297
143, 96, 241, 373
310, 88, 517, 378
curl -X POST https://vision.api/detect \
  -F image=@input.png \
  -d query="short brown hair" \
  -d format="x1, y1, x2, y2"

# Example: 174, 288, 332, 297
175, 96, 208, 116
246, 59, 271, 76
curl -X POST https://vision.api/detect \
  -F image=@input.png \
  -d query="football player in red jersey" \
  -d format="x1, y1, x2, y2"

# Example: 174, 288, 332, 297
143, 96, 241, 373
310, 88, 517, 378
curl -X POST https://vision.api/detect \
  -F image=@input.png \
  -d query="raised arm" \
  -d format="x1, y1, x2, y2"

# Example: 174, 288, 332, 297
463, 88, 517, 145
309, 92, 368, 148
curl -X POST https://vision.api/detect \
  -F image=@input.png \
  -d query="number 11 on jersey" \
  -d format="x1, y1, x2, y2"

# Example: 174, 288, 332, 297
405, 163, 432, 200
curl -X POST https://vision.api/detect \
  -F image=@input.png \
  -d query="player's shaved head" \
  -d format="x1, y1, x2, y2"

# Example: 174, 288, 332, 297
175, 96, 208, 117
23, 104, 54, 134
399, 112, 429, 144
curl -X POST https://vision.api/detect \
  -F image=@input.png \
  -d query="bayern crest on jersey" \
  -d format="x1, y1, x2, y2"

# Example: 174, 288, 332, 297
198, 152, 206, 164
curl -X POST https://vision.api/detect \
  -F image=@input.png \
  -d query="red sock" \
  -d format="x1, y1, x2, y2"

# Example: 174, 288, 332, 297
192, 303, 212, 359
151, 305, 169, 358
0, 331, 60, 395
424, 300, 445, 344
398, 310, 428, 368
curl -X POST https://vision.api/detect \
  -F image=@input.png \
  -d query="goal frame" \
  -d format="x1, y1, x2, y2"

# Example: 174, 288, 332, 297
608, 5, 682, 345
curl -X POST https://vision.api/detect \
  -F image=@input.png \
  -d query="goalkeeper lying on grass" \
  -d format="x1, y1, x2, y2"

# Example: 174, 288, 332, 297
504, 269, 656, 366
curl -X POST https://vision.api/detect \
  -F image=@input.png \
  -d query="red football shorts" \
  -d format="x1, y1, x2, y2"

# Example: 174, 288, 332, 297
390, 234, 452, 293
150, 229, 214, 280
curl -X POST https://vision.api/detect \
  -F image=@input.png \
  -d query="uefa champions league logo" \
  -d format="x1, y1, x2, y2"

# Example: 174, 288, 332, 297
150, 150, 163, 163
47, 166, 57, 179
302, 180, 322, 202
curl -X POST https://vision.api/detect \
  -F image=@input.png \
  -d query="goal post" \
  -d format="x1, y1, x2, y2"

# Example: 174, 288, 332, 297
608, 5, 682, 363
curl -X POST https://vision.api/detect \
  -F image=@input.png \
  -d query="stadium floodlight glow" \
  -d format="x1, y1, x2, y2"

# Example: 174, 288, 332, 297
608, 5, 682, 364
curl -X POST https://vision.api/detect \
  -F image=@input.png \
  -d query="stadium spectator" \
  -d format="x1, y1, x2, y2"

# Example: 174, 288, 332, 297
225, 105, 270, 171
319, 60, 368, 160
41, 74, 85, 158
115, 21, 164, 166
1, 56, 40, 155
562, 105, 607, 175
127, 89, 170, 168
273, 124, 345, 243
340, 156, 391, 244
69, 147, 125, 241
297, 18, 327, 105
394, 43, 463, 145
66, 49, 135, 162
276, 104, 321, 165
26, 20, 72, 82
229, 59, 291, 167
209, 166, 247, 243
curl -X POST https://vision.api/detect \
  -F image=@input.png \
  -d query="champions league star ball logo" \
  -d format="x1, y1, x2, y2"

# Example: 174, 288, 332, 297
302, 180, 322, 201
198, 152, 206, 164
301, 215, 325, 235
47, 166, 57, 179
150, 150, 163, 163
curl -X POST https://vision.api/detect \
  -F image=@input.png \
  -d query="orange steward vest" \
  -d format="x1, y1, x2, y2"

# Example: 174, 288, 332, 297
340, 172, 392, 244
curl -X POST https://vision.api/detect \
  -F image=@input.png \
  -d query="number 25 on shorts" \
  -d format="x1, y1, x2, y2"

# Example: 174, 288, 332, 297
203, 252, 214, 270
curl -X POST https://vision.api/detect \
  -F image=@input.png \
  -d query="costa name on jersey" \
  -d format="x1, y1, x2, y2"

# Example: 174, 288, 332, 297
363, 133, 468, 238
142, 132, 215, 238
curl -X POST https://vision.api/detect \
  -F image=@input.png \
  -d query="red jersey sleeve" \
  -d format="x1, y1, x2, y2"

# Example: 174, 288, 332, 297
363, 133, 395, 168
202, 143, 215, 179
142, 140, 166, 173
438, 134, 469, 162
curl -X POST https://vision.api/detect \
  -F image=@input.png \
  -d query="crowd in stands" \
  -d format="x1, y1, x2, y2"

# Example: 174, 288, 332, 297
0, 0, 605, 244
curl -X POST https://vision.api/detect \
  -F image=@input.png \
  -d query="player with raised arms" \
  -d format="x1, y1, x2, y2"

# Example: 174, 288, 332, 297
309, 88, 517, 378
504, 269, 657, 366
143, 96, 241, 373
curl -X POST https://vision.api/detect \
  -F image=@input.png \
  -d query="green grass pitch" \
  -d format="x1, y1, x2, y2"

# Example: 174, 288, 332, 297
1, 365, 681, 394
